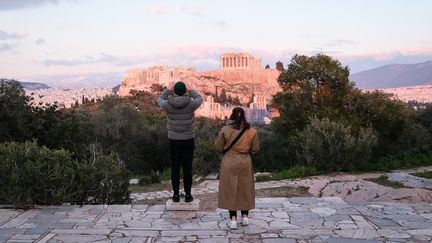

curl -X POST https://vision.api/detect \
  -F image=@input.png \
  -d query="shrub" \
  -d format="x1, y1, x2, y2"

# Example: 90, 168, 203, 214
0, 79, 33, 142
193, 138, 221, 176
294, 118, 377, 172
137, 174, 161, 185
255, 165, 318, 182
397, 122, 432, 152
253, 126, 296, 171
272, 165, 319, 180
75, 151, 131, 205
91, 97, 170, 174
361, 151, 432, 172
0, 141, 130, 207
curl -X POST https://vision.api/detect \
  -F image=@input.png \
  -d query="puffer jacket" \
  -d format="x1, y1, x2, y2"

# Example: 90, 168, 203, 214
157, 89, 203, 140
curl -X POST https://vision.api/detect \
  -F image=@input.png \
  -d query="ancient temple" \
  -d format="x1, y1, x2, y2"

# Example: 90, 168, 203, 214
220, 53, 262, 70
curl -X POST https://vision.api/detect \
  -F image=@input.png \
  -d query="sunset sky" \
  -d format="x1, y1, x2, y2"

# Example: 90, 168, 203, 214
1, 0, 431, 87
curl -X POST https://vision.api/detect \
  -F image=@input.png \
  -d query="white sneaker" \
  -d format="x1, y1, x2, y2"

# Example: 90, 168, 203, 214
228, 220, 237, 229
242, 217, 249, 226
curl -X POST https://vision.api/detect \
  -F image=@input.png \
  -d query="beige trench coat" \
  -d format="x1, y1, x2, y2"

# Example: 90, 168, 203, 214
215, 125, 260, 211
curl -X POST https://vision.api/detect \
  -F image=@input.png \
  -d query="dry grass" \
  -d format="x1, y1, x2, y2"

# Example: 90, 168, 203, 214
365, 175, 406, 189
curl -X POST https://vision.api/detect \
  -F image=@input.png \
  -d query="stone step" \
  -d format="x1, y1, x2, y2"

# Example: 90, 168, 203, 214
166, 199, 200, 211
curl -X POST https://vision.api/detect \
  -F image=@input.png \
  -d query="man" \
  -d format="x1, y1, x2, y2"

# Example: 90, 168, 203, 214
157, 81, 203, 202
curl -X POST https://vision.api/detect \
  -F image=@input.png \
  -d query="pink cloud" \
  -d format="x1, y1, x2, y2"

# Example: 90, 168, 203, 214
148, 4, 167, 15
182, 5, 204, 17
0, 30, 28, 40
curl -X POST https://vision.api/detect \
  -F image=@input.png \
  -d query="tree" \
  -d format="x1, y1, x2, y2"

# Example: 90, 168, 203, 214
0, 79, 33, 142
150, 83, 163, 93
265, 64, 270, 69
219, 88, 227, 104
276, 61, 284, 72
273, 54, 354, 134
273, 54, 426, 159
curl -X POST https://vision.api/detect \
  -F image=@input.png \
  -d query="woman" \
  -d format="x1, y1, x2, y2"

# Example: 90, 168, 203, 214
215, 107, 260, 229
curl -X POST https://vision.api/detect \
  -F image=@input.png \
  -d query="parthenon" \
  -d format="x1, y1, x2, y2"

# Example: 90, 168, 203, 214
220, 53, 262, 70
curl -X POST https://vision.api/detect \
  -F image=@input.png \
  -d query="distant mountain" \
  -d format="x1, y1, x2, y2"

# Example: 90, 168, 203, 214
34, 72, 124, 88
350, 60, 432, 89
20, 82, 50, 90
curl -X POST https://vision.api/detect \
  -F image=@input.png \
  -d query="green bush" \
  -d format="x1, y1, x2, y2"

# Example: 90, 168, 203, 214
193, 138, 221, 176
361, 151, 432, 172
91, 96, 170, 174
137, 174, 161, 185
159, 168, 171, 181
397, 122, 432, 152
295, 118, 377, 172
272, 165, 319, 180
253, 126, 296, 171
255, 165, 318, 182
0, 79, 34, 142
75, 152, 131, 205
0, 141, 130, 207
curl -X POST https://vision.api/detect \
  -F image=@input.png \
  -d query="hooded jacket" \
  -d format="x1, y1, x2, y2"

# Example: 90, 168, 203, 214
157, 88, 203, 140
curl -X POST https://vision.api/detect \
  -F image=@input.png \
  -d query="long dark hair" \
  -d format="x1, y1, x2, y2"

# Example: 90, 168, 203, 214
229, 107, 250, 130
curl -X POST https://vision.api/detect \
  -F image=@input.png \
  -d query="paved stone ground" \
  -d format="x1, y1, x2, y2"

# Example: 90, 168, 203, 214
130, 180, 297, 202
131, 166, 432, 204
1, 197, 432, 242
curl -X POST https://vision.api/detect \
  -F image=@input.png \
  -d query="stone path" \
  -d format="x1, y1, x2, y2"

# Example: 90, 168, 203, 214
1, 197, 432, 242
132, 166, 432, 204
131, 180, 299, 202
387, 172, 432, 190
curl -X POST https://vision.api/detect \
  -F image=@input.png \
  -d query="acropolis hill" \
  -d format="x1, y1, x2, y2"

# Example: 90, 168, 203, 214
117, 53, 282, 105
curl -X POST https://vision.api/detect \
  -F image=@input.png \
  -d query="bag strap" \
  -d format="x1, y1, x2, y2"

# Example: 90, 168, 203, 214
223, 127, 247, 153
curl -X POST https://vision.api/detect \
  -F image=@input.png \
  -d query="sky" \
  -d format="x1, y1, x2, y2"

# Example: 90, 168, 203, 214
0, 0, 431, 87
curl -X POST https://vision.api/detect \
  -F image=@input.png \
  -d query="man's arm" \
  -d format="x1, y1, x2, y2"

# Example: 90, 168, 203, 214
189, 89, 203, 110
157, 88, 170, 110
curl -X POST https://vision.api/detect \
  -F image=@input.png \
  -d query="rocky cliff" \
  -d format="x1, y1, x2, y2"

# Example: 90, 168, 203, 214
118, 68, 281, 104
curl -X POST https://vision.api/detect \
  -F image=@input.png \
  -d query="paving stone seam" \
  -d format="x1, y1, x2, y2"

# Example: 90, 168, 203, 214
131, 180, 302, 201
34, 230, 54, 243
0, 210, 25, 227
88, 210, 107, 229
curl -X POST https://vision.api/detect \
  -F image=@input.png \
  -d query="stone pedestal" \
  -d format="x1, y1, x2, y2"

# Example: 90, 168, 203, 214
166, 199, 200, 219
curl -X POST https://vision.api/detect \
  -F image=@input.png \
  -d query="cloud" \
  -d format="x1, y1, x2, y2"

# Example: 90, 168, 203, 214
0, 0, 59, 11
44, 53, 119, 66
0, 43, 19, 52
325, 39, 355, 47
40, 46, 242, 72
35, 38, 46, 45
148, 4, 167, 15
182, 5, 203, 17
0, 30, 28, 40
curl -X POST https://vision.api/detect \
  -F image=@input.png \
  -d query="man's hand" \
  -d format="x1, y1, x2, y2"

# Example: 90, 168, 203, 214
185, 82, 195, 91
167, 81, 176, 90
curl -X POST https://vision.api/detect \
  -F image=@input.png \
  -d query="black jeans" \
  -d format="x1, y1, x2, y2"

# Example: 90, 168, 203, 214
169, 139, 194, 195
229, 210, 249, 219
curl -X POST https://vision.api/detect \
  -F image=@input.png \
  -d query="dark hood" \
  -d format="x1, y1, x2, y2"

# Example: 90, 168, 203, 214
167, 95, 192, 109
